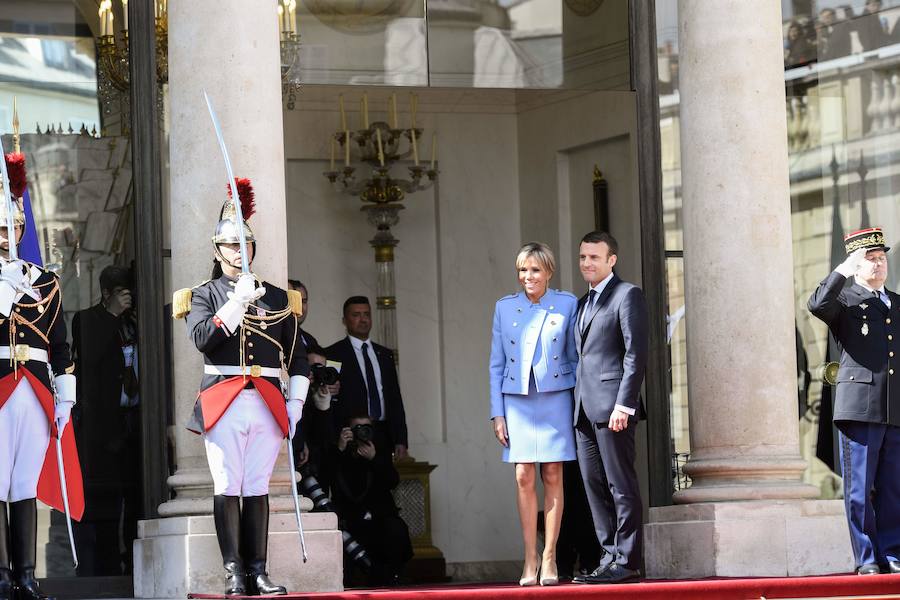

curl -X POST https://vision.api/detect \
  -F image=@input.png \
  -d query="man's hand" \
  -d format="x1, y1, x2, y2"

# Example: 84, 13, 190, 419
228, 273, 265, 306
393, 444, 408, 460
286, 399, 303, 439
493, 416, 509, 447
836, 247, 867, 277
106, 288, 133, 317
357, 440, 376, 461
55, 401, 74, 438
337, 427, 353, 452
326, 381, 340, 396
0, 259, 27, 291
297, 442, 309, 468
608, 409, 629, 432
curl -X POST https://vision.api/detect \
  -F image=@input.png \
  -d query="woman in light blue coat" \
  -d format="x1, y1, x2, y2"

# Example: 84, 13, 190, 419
489, 242, 578, 587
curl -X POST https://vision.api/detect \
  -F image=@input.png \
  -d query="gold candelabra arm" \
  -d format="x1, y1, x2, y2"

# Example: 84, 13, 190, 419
98, 32, 130, 92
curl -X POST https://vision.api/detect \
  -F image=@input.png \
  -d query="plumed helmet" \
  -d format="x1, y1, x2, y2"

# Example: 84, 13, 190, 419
212, 177, 255, 246
1, 152, 27, 227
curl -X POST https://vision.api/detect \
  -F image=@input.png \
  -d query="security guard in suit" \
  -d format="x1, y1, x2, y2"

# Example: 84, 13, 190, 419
173, 178, 310, 596
808, 227, 900, 575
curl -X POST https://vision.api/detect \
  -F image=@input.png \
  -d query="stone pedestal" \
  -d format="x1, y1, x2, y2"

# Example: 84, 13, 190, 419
134, 512, 343, 597
645, 500, 853, 578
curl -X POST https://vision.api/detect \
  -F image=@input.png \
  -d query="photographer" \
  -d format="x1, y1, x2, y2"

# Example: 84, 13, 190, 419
292, 349, 339, 480
330, 414, 413, 587
71, 265, 141, 575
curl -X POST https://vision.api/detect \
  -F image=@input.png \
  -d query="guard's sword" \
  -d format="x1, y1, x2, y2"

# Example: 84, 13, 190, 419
48, 366, 78, 568
203, 91, 249, 274
0, 135, 19, 261
286, 435, 309, 563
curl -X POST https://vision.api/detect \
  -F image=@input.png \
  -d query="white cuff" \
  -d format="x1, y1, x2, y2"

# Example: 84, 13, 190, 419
614, 403, 636, 416
289, 375, 311, 401
54, 374, 76, 405
313, 388, 331, 411
215, 298, 246, 334
0, 281, 16, 318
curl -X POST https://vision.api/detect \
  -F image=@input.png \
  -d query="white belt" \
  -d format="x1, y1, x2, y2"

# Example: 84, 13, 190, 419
204, 364, 282, 378
0, 345, 48, 363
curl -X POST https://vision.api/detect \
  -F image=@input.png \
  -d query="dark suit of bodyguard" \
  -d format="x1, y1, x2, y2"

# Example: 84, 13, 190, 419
808, 227, 900, 575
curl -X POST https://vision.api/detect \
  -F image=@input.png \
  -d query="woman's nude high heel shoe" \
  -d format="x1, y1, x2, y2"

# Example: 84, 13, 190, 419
540, 558, 559, 586
519, 562, 540, 586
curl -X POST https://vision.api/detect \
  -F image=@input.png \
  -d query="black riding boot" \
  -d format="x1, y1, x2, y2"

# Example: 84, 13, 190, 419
10, 499, 52, 600
0, 502, 13, 600
213, 495, 246, 596
241, 496, 286, 596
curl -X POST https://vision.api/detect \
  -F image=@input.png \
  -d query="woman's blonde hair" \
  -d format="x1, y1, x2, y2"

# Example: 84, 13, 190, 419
515, 242, 555, 275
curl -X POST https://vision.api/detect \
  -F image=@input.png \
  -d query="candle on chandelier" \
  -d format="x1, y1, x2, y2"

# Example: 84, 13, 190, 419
122, 0, 128, 31
344, 131, 351, 167
430, 132, 437, 170
330, 137, 336, 171
277, 4, 285, 33
411, 129, 419, 166
390, 93, 398, 129
376, 129, 385, 167
339, 95, 347, 131
362, 93, 369, 129
289, 0, 297, 35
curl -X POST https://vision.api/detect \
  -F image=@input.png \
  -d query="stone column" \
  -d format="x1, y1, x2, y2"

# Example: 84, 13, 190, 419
134, 2, 342, 596
644, 0, 851, 578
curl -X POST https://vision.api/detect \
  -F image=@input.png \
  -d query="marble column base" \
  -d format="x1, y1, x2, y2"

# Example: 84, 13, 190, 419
645, 500, 854, 579
133, 512, 343, 598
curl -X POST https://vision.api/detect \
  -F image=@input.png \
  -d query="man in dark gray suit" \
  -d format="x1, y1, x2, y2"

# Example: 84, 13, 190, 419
572, 231, 648, 585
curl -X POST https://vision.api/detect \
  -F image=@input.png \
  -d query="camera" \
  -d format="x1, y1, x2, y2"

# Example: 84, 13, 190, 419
310, 363, 340, 386
351, 423, 374, 443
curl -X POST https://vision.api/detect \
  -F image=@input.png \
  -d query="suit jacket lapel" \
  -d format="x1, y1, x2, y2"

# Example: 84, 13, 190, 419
850, 282, 888, 315
581, 275, 620, 343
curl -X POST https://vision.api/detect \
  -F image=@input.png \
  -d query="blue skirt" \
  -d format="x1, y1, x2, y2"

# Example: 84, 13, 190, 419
502, 378, 576, 463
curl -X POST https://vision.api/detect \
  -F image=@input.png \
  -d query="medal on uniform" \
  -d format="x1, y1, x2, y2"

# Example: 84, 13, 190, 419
862, 323, 869, 336
860, 303, 869, 310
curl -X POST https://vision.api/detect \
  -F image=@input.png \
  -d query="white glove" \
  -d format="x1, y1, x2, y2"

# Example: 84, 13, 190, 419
227, 273, 265, 306
836, 247, 868, 278
286, 398, 303, 439
55, 401, 74, 437
0, 259, 28, 291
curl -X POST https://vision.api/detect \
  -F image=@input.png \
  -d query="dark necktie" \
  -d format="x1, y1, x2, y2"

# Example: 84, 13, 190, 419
582, 289, 598, 332
361, 342, 382, 420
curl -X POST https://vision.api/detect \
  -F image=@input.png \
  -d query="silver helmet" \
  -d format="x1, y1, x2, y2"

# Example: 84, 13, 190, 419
212, 178, 256, 247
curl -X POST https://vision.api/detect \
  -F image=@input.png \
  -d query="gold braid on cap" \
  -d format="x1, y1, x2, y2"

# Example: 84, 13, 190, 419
845, 233, 885, 254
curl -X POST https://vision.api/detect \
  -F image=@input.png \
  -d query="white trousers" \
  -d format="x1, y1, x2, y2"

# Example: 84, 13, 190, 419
0, 378, 49, 502
203, 389, 283, 496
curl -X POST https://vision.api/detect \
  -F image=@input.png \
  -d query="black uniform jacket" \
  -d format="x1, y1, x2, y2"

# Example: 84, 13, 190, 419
808, 271, 900, 425
184, 275, 309, 434
325, 337, 408, 449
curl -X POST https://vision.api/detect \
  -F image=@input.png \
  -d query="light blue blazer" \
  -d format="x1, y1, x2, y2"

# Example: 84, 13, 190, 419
489, 289, 579, 418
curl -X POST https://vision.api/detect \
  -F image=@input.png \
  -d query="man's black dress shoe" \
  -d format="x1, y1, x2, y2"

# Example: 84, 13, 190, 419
857, 563, 881, 575
575, 563, 640, 584
887, 560, 900, 574
572, 562, 611, 584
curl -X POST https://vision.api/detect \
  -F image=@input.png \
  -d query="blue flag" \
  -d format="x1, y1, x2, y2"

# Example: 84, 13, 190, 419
18, 188, 42, 266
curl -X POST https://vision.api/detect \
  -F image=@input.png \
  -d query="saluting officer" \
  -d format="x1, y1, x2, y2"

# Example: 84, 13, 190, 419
173, 179, 310, 596
809, 227, 900, 575
0, 149, 80, 600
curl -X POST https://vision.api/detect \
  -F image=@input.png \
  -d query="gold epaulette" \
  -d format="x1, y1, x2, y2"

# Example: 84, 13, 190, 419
287, 289, 303, 317
172, 288, 192, 319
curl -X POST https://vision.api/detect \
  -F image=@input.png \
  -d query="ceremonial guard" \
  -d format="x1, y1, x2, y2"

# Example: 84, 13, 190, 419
0, 139, 82, 600
808, 227, 900, 575
173, 177, 310, 596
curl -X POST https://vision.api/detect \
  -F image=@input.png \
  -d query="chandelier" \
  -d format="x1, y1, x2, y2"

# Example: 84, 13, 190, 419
95, 0, 302, 123
322, 93, 437, 356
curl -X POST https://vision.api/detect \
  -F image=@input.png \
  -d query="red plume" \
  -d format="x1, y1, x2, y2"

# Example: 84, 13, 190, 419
226, 177, 255, 220
4, 153, 27, 199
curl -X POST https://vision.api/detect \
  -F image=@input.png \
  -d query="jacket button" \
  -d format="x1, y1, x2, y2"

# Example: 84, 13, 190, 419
554, 373, 559, 378
511, 376, 515, 380
18, 332, 24, 338
552, 337, 557, 342
513, 322, 518, 327
510, 358, 515, 363
248, 354, 254, 360
248, 342, 254, 348
553, 355, 559, 360
850, 376, 855, 380
511, 340, 516, 345
863, 315, 868, 320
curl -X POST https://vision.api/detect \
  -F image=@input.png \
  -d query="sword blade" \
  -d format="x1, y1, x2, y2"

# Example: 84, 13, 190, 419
0, 135, 19, 261
55, 434, 78, 568
203, 91, 249, 274
286, 437, 309, 563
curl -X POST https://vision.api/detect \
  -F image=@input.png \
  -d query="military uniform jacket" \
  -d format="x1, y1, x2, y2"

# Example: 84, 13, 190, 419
184, 275, 309, 434
808, 271, 900, 426
0, 261, 83, 520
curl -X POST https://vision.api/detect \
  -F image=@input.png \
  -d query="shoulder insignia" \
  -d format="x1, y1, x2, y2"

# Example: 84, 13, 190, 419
172, 288, 192, 319
287, 289, 304, 317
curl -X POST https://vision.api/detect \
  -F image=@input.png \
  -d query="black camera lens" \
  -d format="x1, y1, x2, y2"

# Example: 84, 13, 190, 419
351, 423, 374, 443
310, 363, 340, 386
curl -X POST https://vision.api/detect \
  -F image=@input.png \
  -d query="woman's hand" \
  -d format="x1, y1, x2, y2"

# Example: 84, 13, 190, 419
493, 416, 509, 447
